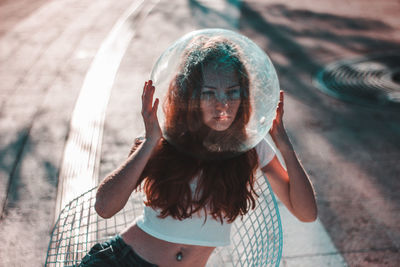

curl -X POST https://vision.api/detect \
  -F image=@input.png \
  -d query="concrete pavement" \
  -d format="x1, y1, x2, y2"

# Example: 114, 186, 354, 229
0, 0, 137, 265
1, 0, 399, 266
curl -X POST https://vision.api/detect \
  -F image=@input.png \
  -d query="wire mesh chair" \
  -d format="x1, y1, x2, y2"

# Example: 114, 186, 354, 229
45, 171, 282, 266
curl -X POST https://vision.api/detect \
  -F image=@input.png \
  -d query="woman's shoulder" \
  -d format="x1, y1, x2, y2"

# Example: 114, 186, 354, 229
254, 136, 276, 168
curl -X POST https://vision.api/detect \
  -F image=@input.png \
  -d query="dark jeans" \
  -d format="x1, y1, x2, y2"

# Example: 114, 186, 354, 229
78, 235, 158, 267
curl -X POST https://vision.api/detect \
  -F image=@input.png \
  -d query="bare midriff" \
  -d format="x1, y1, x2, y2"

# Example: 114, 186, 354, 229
120, 223, 216, 267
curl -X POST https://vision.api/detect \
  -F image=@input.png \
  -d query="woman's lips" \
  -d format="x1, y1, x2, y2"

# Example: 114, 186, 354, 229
214, 115, 230, 121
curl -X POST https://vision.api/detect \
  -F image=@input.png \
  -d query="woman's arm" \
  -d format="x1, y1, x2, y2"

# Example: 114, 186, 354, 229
262, 91, 317, 222
95, 80, 162, 218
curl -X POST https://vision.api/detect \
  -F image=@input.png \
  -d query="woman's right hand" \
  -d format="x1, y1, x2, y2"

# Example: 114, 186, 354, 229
95, 80, 161, 218
141, 80, 162, 144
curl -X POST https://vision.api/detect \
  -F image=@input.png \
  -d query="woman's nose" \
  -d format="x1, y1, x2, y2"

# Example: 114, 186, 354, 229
215, 98, 228, 110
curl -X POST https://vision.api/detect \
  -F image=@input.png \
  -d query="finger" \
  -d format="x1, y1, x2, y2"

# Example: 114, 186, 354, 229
141, 81, 148, 113
275, 111, 281, 125
148, 84, 156, 111
142, 81, 148, 99
142, 81, 152, 103
152, 98, 161, 126
278, 91, 284, 114
143, 81, 155, 113
152, 98, 159, 114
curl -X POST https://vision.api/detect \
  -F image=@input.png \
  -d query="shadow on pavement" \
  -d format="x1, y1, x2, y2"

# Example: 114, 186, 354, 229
189, 0, 241, 29
239, 1, 400, 262
0, 0, 51, 38
0, 128, 31, 212
0, 125, 58, 217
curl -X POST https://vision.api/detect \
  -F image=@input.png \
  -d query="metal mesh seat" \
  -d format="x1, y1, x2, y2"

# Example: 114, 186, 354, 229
45, 171, 282, 266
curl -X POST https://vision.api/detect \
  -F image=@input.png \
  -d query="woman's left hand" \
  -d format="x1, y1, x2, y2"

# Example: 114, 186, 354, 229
269, 91, 291, 148
264, 90, 317, 222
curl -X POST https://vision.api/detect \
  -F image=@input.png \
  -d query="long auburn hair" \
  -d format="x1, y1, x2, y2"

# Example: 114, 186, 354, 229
133, 36, 260, 223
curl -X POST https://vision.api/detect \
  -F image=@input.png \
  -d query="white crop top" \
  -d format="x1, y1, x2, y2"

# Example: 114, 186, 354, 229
135, 137, 276, 247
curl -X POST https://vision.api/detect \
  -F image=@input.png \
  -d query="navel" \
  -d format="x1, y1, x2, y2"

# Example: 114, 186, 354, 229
176, 251, 183, 261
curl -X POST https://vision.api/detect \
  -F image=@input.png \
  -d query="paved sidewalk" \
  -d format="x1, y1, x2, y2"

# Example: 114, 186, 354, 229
1, 0, 399, 266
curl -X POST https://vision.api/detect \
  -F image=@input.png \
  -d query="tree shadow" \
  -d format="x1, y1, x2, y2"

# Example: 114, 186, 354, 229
0, 124, 59, 218
0, 128, 29, 213
188, 0, 242, 29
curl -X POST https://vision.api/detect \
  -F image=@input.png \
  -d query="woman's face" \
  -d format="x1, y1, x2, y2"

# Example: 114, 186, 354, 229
200, 63, 241, 131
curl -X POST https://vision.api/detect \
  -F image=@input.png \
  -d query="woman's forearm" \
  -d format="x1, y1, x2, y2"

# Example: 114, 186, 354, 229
95, 138, 159, 218
275, 137, 317, 222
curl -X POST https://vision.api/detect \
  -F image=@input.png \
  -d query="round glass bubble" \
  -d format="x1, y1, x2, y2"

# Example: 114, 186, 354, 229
150, 28, 280, 158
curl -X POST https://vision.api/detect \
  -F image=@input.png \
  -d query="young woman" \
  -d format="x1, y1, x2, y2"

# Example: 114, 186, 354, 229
80, 36, 317, 267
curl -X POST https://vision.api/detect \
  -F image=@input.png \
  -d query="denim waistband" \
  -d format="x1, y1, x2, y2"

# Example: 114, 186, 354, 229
112, 235, 158, 267
80, 235, 158, 267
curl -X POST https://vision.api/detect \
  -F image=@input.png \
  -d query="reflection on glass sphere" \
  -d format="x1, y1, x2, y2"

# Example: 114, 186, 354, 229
150, 28, 280, 158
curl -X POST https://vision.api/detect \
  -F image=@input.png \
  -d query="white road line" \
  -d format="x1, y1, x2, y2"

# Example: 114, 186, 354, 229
54, 0, 160, 220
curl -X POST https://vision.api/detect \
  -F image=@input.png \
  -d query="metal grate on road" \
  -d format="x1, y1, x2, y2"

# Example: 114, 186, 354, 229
314, 53, 400, 108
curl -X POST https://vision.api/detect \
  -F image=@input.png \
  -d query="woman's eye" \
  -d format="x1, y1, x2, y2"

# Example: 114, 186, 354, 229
201, 91, 215, 100
202, 91, 214, 95
227, 89, 241, 99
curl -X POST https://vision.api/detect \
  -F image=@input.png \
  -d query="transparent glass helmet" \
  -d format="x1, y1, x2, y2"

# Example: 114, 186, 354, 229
150, 29, 280, 159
